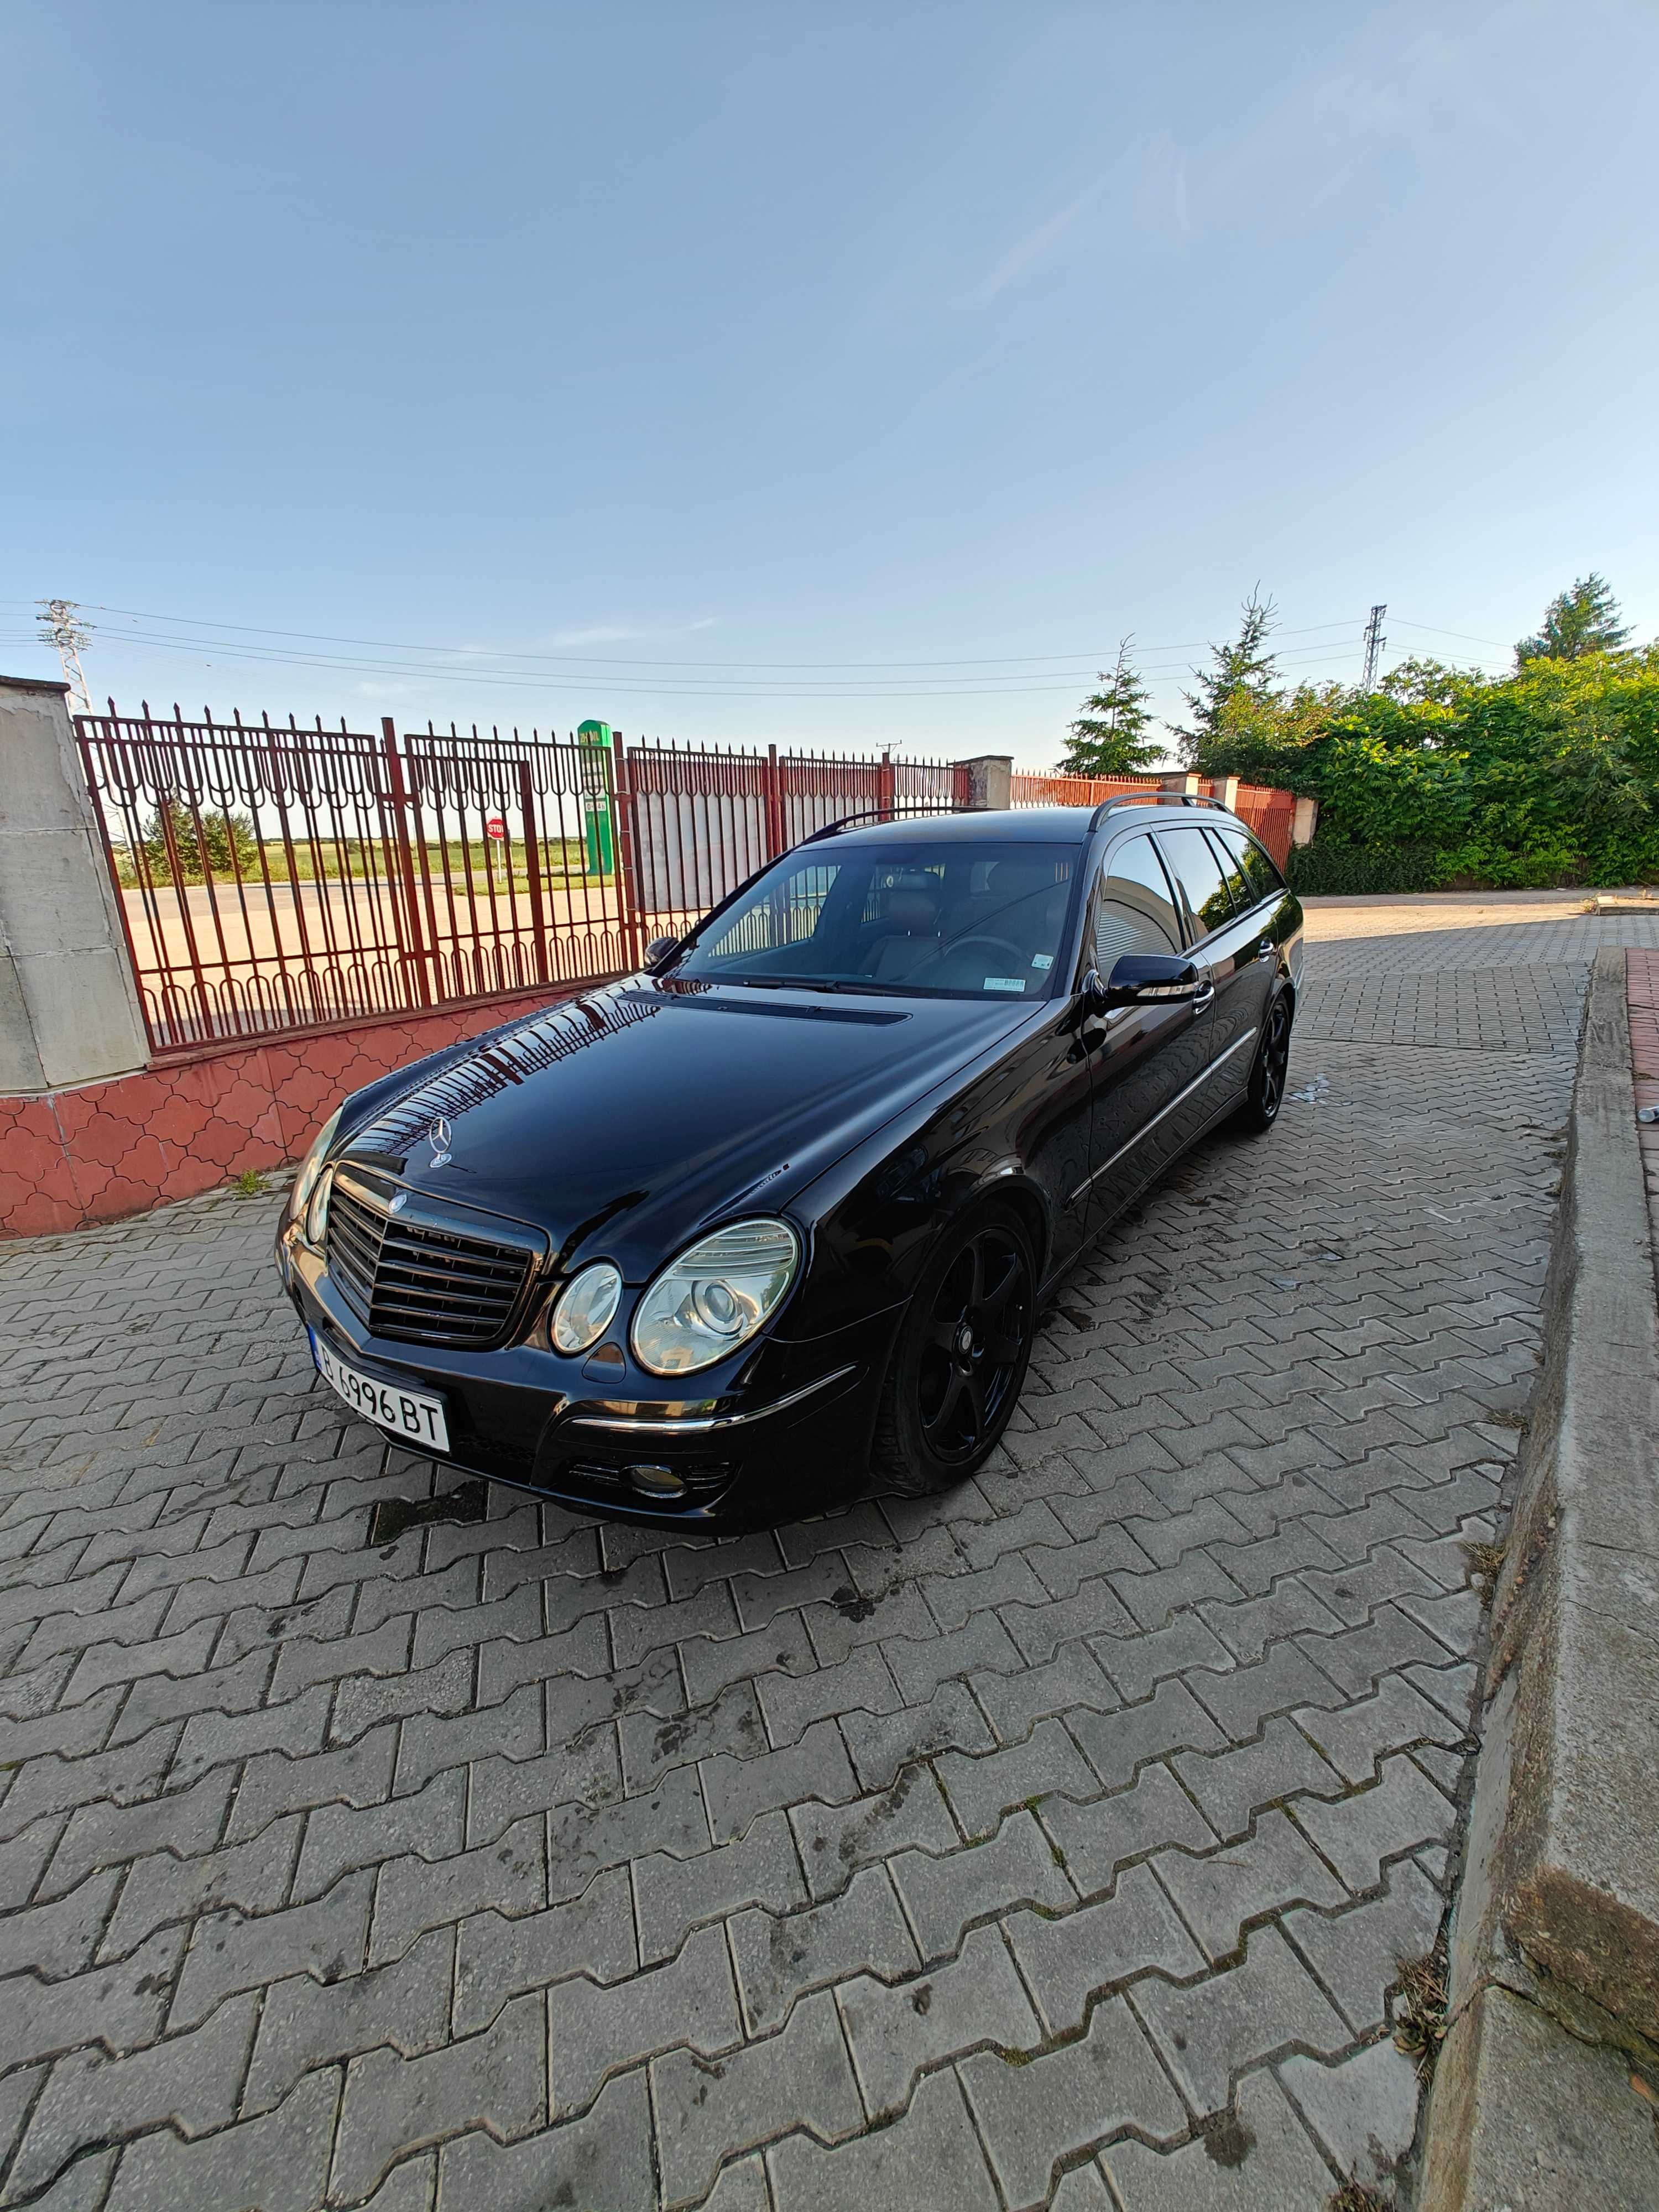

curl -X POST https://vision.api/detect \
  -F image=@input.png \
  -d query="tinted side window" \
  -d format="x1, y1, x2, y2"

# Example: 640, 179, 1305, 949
1217, 825, 1285, 902
1156, 826, 1237, 939
1092, 834, 1181, 970
1204, 827, 1254, 914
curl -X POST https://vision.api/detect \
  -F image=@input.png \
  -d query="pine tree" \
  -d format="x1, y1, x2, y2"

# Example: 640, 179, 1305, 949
1173, 588, 1281, 766
1060, 638, 1161, 776
1516, 573, 1631, 665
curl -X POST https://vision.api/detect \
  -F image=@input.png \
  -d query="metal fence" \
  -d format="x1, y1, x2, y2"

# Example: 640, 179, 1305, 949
76, 703, 968, 1055
620, 743, 970, 938
1011, 769, 1296, 870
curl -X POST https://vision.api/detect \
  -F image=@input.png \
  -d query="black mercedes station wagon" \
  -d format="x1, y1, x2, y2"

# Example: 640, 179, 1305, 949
277, 798, 1301, 1526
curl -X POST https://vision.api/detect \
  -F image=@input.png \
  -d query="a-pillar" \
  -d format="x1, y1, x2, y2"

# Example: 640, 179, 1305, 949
0, 676, 149, 1093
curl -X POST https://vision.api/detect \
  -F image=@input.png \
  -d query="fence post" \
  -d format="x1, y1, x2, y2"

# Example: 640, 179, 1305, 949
380, 719, 434, 1010
515, 760, 550, 985
763, 744, 785, 860
609, 732, 645, 970
954, 755, 1014, 810
1217, 775, 1240, 812
878, 751, 896, 818
1162, 772, 1202, 797
0, 676, 149, 1089
1291, 796, 1319, 847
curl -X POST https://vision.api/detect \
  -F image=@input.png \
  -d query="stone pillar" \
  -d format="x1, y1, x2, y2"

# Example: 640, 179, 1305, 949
956, 754, 1014, 811
1216, 775, 1241, 812
0, 676, 149, 1092
1161, 772, 1202, 796
1291, 795, 1320, 847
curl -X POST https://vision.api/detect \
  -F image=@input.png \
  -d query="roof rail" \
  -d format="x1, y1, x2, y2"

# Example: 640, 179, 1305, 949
801, 802, 978, 846
1086, 790, 1234, 832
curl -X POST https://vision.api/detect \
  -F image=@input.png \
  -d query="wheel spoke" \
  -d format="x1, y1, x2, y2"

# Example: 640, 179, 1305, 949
979, 1250, 1020, 1323
962, 1366, 988, 1446
966, 1237, 985, 1311
925, 1365, 968, 1444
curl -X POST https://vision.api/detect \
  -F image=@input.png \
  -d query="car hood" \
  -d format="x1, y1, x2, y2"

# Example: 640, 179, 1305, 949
336, 977, 1040, 1276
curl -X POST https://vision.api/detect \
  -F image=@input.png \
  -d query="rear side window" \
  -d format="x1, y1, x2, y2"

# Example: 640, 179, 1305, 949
1204, 828, 1254, 914
1155, 826, 1237, 939
1092, 834, 1181, 970
1216, 825, 1285, 903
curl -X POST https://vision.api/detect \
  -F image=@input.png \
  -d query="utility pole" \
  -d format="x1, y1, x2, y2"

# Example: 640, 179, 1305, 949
1361, 602, 1387, 692
36, 599, 93, 712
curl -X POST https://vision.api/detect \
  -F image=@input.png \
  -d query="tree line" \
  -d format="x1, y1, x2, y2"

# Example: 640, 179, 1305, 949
1061, 577, 1658, 891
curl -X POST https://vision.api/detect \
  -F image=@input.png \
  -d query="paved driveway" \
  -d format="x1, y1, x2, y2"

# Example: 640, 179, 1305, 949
3, 896, 1656, 2212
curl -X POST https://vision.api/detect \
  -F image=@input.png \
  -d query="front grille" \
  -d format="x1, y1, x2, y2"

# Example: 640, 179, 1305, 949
326, 1178, 536, 1348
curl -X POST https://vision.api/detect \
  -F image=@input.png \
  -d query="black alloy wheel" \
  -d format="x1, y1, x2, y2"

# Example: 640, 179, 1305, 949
1237, 990, 1293, 1133
873, 1204, 1038, 1494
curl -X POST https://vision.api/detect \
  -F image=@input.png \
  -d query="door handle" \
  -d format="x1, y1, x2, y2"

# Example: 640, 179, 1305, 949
1256, 937, 1274, 961
1193, 978, 1215, 1006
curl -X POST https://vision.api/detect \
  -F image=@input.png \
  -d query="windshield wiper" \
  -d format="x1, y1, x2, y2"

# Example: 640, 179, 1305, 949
713, 974, 919, 997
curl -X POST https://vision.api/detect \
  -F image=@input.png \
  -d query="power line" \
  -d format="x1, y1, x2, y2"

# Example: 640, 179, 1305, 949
0, 597, 1365, 671
19, 619, 1362, 701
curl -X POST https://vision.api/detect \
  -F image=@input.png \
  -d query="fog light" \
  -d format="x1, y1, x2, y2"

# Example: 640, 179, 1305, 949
626, 1462, 686, 1500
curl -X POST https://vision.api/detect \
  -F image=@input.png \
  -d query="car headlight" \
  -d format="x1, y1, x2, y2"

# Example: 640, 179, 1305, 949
289, 1108, 341, 1247
630, 1218, 800, 1376
549, 1261, 623, 1354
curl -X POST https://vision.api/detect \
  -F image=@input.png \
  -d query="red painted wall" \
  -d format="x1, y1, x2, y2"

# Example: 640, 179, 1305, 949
0, 985, 582, 1240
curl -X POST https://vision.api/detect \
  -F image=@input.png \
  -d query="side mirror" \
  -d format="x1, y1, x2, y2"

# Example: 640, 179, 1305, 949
1103, 952, 1203, 1005
643, 935, 680, 972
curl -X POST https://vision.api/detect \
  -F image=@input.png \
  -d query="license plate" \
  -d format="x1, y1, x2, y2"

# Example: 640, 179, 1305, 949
310, 1331, 450, 1452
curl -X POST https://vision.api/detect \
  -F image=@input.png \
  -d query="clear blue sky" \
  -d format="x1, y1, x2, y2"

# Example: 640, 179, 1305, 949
3, 1, 1655, 767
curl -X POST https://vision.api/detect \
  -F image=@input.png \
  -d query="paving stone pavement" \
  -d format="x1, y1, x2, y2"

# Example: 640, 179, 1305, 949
0, 897, 1651, 2212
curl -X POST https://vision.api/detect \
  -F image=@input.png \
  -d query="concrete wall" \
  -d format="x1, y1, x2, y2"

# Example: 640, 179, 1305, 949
0, 676, 149, 1092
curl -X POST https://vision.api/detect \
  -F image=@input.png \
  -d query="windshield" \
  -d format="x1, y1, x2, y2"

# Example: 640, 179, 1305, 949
667, 838, 1082, 1000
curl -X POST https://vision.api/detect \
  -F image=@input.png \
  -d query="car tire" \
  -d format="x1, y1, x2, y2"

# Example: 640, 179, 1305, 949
1235, 988, 1293, 1134
870, 1201, 1039, 1496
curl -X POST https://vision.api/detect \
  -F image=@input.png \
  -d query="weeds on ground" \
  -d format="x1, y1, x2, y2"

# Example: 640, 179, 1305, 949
232, 1170, 267, 1197
1393, 1941, 1450, 2080
1461, 1539, 1506, 1596
1329, 2179, 1392, 2211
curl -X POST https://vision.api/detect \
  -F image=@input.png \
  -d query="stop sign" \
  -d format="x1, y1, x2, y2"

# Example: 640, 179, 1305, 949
485, 814, 507, 841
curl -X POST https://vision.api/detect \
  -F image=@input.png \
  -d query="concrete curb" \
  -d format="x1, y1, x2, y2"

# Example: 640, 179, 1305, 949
1421, 946, 1659, 2208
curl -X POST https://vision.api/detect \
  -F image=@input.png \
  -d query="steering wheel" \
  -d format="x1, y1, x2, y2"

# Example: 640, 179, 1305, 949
923, 933, 1031, 985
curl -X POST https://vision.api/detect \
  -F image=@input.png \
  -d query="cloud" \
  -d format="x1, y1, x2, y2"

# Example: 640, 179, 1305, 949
539, 617, 720, 650
974, 173, 1116, 304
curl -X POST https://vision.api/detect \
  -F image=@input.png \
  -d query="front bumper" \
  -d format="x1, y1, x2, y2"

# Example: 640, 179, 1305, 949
277, 1221, 902, 1528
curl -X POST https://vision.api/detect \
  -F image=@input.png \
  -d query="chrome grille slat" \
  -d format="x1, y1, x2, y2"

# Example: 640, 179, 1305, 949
326, 1178, 535, 1348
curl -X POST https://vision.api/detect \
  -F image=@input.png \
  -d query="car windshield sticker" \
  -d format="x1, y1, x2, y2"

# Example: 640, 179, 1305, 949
985, 977, 1026, 993
1031, 953, 1054, 969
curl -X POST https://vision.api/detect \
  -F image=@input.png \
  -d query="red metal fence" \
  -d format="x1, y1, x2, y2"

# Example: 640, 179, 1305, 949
620, 743, 969, 937
76, 703, 968, 1055
1012, 769, 1296, 870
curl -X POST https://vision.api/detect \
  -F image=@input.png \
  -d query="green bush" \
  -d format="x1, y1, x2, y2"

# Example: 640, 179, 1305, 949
1206, 645, 1659, 893
1286, 840, 1447, 896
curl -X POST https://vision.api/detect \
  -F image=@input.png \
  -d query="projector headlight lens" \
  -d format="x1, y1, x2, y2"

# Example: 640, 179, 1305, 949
630, 1218, 800, 1375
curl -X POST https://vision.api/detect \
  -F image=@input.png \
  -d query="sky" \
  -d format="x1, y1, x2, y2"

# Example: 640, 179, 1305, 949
3, 0, 1656, 770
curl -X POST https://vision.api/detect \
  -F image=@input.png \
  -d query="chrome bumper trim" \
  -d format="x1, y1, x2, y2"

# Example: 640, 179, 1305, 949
567, 1363, 858, 1434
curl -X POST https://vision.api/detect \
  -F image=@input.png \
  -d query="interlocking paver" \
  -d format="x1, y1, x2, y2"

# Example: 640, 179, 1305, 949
654, 1989, 862, 2205
767, 2066, 998, 2211
890, 1808, 1075, 1963
1004, 1860, 1203, 2032
550, 1923, 742, 2114
959, 1995, 1187, 2209
0, 896, 1614, 2205
332, 1995, 544, 2201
